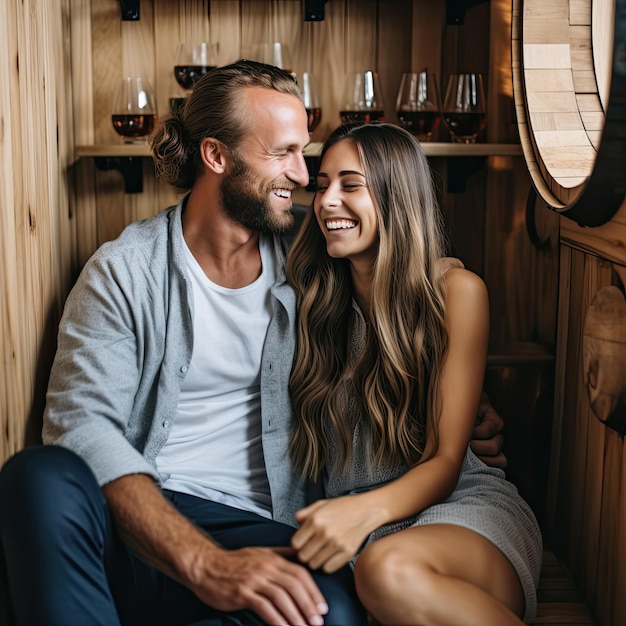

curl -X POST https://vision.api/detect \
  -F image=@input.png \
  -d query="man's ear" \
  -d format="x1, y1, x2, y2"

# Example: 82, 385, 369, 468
200, 138, 227, 174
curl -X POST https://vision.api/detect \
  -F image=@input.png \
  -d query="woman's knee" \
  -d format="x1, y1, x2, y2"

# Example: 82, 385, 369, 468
354, 540, 436, 611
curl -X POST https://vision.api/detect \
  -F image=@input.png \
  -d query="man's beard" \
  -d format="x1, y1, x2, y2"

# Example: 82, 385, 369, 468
221, 154, 295, 234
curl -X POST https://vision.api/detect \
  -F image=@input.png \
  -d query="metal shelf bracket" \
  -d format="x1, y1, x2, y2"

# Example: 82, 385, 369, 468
94, 156, 143, 193
119, 0, 140, 21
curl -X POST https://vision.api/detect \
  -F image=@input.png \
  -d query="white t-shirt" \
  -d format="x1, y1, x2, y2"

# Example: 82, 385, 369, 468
156, 235, 276, 518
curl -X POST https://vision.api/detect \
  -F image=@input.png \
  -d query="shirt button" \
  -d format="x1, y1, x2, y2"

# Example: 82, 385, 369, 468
163, 421, 170, 428
180, 365, 188, 373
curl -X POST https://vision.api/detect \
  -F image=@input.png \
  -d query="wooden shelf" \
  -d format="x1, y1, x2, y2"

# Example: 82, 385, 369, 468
75, 141, 523, 194
486, 342, 554, 366
76, 142, 523, 159
76, 144, 153, 158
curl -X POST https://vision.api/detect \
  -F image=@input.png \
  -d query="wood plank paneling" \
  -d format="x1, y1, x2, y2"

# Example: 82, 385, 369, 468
549, 244, 626, 626
613, 441, 626, 626
535, 550, 595, 624
579, 259, 611, 606
561, 197, 626, 266
596, 429, 622, 626
0, 0, 74, 459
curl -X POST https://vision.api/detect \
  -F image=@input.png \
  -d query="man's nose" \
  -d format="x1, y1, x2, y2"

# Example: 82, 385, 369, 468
291, 152, 311, 188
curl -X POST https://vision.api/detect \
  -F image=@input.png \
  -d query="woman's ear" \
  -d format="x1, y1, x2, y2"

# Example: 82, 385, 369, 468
199, 138, 226, 174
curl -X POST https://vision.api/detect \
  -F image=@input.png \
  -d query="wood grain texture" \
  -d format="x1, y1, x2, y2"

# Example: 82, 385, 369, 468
613, 442, 626, 626
484, 0, 560, 353
561, 197, 626, 266
0, 0, 75, 459
571, 258, 607, 588
595, 429, 622, 626
535, 550, 595, 625
512, 0, 625, 226
549, 246, 626, 626
70, 0, 98, 269
547, 244, 571, 538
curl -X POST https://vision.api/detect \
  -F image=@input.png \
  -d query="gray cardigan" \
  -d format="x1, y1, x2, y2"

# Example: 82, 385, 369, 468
42, 199, 309, 526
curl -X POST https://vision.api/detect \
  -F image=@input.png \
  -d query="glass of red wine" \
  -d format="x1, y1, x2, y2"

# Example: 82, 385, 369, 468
174, 42, 218, 93
295, 72, 322, 135
442, 73, 486, 144
111, 76, 157, 143
396, 70, 441, 141
340, 71, 385, 124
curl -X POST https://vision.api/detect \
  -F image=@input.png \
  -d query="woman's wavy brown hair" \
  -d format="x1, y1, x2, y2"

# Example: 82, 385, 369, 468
287, 122, 449, 480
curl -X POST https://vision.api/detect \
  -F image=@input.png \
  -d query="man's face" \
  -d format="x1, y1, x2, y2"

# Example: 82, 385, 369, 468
221, 87, 310, 234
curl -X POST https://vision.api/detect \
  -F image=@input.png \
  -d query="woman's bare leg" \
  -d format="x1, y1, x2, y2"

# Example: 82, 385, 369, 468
353, 524, 526, 626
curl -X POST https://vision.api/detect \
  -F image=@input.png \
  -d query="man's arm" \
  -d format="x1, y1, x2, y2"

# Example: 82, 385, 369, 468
469, 391, 507, 468
103, 474, 328, 626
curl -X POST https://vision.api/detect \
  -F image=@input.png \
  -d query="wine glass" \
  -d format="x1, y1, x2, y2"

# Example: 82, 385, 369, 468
442, 73, 486, 143
247, 42, 293, 73
267, 42, 293, 73
295, 72, 322, 135
340, 71, 385, 124
111, 76, 157, 144
396, 70, 441, 141
174, 42, 218, 93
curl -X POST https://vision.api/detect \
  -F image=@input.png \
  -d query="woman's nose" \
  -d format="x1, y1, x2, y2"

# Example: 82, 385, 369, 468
321, 189, 341, 209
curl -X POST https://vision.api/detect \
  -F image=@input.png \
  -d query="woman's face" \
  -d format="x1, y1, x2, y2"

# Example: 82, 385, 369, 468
313, 139, 379, 265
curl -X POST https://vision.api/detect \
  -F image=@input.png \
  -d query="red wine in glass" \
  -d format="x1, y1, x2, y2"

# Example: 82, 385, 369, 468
339, 110, 385, 124
173, 65, 216, 91
443, 112, 486, 143
306, 107, 322, 133
112, 114, 157, 139
397, 110, 441, 137
442, 74, 487, 143
111, 77, 157, 143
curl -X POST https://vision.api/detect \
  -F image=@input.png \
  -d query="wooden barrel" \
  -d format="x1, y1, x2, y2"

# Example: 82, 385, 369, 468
512, 0, 626, 226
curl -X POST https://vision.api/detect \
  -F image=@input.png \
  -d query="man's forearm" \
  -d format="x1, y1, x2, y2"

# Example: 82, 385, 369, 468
102, 473, 221, 586
102, 474, 330, 625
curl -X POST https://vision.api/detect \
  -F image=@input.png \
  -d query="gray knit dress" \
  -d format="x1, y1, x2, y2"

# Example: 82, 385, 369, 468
323, 303, 543, 623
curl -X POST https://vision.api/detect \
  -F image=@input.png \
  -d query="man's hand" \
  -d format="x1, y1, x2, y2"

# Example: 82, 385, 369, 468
470, 392, 507, 468
103, 474, 328, 626
189, 545, 328, 626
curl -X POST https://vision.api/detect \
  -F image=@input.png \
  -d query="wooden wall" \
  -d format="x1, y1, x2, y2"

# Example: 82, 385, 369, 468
547, 201, 626, 626
0, 0, 75, 463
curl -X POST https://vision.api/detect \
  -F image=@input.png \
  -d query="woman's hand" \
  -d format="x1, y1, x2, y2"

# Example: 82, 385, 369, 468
292, 495, 383, 573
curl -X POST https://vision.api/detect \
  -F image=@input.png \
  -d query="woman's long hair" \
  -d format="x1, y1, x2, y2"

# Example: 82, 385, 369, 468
287, 123, 449, 480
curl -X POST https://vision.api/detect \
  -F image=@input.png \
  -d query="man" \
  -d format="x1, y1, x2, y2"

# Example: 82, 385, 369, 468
0, 61, 504, 625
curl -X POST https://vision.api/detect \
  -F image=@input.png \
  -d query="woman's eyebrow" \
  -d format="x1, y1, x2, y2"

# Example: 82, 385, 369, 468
338, 170, 365, 177
316, 170, 365, 178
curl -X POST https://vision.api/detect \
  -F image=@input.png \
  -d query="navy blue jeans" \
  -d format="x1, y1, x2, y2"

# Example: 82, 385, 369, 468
0, 446, 366, 626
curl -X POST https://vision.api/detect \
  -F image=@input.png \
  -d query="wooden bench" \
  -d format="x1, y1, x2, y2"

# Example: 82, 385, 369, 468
535, 550, 594, 625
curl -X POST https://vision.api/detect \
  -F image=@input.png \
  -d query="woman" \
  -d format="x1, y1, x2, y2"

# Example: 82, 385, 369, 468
285, 122, 542, 625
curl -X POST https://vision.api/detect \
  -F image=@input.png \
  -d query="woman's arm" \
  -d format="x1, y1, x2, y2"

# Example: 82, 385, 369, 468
292, 268, 489, 572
